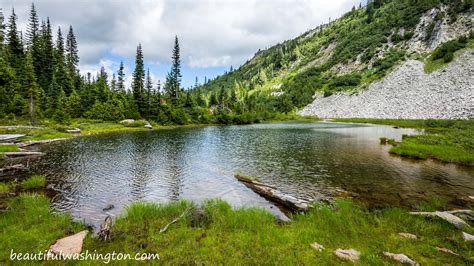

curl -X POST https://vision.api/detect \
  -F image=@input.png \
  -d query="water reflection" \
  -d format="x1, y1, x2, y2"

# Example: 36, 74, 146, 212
21, 122, 474, 228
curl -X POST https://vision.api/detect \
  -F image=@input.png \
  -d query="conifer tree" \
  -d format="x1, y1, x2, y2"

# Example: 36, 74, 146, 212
132, 44, 145, 116
6, 9, 24, 70
66, 25, 79, 80
117, 61, 125, 91
165, 36, 182, 103
26, 3, 39, 48
24, 51, 42, 124
38, 18, 54, 95
0, 8, 4, 47
145, 68, 153, 118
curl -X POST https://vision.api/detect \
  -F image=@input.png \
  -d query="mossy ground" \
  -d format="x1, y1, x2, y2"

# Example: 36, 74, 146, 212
1, 193, 473, 265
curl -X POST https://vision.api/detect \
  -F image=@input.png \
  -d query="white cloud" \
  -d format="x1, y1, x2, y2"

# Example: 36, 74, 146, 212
5, 0, 360, 72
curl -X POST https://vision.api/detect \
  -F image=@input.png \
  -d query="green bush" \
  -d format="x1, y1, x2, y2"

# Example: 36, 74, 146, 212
431, 37, 468, 62
329, 73, 361, 88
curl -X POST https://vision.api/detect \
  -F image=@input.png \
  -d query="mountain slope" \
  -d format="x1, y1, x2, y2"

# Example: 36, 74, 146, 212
200, 0, 473, 117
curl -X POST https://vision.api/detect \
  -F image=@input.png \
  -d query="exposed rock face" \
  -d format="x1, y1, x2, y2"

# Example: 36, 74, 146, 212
299, 49, 474, 119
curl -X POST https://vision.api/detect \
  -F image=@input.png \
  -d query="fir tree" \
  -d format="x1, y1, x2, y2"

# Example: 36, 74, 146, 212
66, 25, 79, 77
26, 3, 39, 48
117, 61, 125, 91
132, 44, 145, 116
165, 36, 182, 103
145, 68, 153, 118
6, 9, 24, 70
0, 8, 4, 47
54, 27, 71, 95
24, 51, 42, 124
38, 18, 54, 95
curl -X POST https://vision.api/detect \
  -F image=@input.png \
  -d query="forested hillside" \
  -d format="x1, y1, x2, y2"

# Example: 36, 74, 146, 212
0, 4, 277, 126
1, 1, 472, 126
200, 0, 473, 113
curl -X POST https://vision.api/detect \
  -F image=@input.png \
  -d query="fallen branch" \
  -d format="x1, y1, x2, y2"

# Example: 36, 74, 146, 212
159, 207, 190, 234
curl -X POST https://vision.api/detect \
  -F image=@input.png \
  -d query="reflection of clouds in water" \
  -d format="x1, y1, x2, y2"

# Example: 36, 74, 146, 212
31, 122, 474, 228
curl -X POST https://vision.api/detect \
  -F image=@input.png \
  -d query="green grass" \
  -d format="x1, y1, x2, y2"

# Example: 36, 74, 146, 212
0, 145, 19, 152
0, 183, 12, 193
0, 194, 85, 263
1, 194, 473, 264
85, 199, 473, 265
20, 175, 46, 190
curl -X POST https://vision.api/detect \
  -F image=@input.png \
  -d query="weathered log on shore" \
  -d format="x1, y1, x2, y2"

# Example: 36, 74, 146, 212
0, 164, 28, 176
0, 134, 25, 142
410, 211, 470, 229
18, 138, 70, 147
235, 174, 310, 212
2, 151, 45, 158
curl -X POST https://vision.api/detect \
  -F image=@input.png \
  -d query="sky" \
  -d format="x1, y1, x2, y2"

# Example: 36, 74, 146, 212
2, 0, 361, 88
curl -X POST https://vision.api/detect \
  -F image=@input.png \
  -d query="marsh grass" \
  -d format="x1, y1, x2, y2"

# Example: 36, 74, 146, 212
1, 194, 473, 264
0, 194, 84, 262
0, 183, 12, 193
81, 199, 473, 265
20, 175, 46, 190
0, 145, 19, 152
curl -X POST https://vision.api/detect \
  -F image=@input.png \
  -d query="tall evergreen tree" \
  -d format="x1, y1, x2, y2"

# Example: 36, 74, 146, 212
145, 68, 153, 118
37, 18, 54, 95
54, 27, 71, 95
117, 61, 125, 91
132, 44, 145, 115
66, 26, 79, 76
6, 9, 24, 70
26, 3, 39, 48
0, 8, 4, 47
24, 51, 42, 124
165, 36, 182, 103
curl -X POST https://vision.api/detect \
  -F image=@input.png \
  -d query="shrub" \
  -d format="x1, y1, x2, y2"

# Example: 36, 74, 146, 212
329, 73, 362, 88
431, 37, 467, 62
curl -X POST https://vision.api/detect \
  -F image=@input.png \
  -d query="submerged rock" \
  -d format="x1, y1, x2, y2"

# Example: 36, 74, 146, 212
383, 252, 419, 265
47, 230, 88, 258
102, 204, 114, 211
334, 248, 360, 262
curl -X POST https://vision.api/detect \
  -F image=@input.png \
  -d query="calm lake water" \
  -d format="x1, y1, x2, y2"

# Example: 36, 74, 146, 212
19, 122, 474, 227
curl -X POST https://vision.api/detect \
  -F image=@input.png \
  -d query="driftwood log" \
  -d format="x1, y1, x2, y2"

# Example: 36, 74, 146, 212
2, 151, 44, 158
98, 216, 112, 241
235, 174, 310, 212
18, 138, 69, 148
0, 164, 28, 176
410, 211, 471, 229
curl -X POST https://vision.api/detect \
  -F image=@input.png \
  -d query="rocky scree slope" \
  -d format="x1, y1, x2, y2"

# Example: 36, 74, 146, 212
299, 49, 474, 119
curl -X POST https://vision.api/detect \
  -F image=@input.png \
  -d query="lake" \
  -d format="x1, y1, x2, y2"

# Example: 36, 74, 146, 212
20, 122, 474, 227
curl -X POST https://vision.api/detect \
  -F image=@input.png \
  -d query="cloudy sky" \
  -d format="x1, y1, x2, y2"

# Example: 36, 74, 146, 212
2, 0, 361, 87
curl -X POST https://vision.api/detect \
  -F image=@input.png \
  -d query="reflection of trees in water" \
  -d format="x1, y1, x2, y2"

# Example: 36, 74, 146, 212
129, 134, 154, 201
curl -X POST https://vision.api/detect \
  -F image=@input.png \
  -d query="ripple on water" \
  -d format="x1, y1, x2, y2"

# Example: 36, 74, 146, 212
21, 122, 474, 228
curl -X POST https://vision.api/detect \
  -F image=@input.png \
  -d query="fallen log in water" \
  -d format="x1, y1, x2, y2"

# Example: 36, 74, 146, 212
235, 174, 310, 212
18, 138, 70, 147
2, 151, 45, 158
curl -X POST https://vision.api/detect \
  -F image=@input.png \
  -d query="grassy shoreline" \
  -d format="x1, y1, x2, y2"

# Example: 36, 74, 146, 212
333, 118, 474, 166
0, 192, 473, 264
